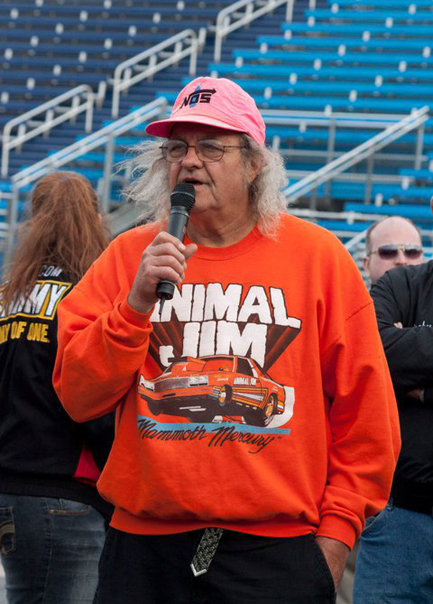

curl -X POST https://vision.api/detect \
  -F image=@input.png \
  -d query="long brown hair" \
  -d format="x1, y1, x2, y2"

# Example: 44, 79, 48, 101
2, 171, 110, 310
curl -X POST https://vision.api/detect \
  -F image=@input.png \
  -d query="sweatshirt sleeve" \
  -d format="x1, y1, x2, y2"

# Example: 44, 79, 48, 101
371, 271, 433, 393
53, 240, 154, 422
317, 302, 401, 548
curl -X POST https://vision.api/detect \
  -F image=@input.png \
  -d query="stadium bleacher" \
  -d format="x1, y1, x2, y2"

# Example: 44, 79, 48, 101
1, 0, 433, 275
204, 0, 433, 234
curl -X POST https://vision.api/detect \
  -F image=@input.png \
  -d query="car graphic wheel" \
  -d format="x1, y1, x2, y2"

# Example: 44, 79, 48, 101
246, 395, 276, 427
262, 395, 277, 426
265, 395, 276, 418
218, 385, 232, 406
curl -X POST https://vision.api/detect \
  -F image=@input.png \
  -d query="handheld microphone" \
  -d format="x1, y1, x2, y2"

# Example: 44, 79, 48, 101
156, 183, 196, 310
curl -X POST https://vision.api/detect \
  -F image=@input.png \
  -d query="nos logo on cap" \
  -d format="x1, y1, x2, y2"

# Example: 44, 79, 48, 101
180, 86, 217, 109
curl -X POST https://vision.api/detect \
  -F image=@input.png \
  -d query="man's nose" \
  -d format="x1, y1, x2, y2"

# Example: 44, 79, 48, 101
394, 249, 407, 265
181, 145, 203, 168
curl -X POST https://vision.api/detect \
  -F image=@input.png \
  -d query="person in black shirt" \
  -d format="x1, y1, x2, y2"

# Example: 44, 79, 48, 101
355, 211, 433, 604
0, 171, 113, 604
338, 215, 425, 604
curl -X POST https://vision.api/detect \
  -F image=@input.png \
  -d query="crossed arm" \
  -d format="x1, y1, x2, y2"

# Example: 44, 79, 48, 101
371, 271, 433, 404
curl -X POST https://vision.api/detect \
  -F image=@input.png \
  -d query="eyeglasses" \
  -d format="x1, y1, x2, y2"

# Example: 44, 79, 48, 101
370, 244, 423, 260
160, 139, 246, 163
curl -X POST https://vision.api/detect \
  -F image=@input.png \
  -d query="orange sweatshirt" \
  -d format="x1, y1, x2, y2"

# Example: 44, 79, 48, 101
53, 214, 400, 549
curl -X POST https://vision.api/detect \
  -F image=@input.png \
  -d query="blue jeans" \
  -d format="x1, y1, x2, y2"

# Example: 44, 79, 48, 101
0, 494, 106, 604
354, 501, 433, 604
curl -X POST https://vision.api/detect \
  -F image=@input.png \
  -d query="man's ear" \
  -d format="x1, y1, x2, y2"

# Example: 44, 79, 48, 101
247, 153, 263, 184
363, 257, 369, 272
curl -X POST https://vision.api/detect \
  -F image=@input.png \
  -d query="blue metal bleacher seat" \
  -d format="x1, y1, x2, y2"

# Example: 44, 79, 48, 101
208, 62, 433, 82
281, 22, 433, 35
399, 167, 433, 180
256, 35, 433, 52
330, 0, 433, 7
220, 78, 433, 99
344, 202, 433, 219
233, 48, 433, 66
306, 8, 433, 22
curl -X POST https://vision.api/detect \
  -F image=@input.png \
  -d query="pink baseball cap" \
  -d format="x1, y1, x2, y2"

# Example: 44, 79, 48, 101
145, 76, 266, 146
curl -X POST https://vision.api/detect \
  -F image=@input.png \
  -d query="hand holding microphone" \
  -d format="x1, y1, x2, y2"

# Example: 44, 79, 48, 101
156, 183, 196, 309
127, 183, 196, 315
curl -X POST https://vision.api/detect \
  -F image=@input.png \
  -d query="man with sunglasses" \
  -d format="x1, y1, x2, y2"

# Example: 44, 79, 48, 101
363, 216, 424, 285
355, 213, 433, 604
336, 216, 424, 604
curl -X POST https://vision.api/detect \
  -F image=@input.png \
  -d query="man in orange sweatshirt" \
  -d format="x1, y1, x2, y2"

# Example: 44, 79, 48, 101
53, 76, 400, 604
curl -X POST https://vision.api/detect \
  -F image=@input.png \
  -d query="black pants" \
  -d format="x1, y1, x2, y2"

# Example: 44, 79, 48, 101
96, 528, 337, 604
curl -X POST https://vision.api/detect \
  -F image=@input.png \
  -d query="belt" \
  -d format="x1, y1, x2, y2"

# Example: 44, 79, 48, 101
392, 494, 433, 516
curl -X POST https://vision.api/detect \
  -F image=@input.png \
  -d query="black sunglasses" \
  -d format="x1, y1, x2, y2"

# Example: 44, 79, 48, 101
370, 244, 423, 260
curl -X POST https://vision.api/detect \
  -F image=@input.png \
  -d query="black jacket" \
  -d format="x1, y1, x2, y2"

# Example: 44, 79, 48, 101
0, 266, 114, 518
371, 260, 433, 503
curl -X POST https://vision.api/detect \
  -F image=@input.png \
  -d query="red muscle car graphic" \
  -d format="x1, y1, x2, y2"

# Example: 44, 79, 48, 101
138, 355, 285, 426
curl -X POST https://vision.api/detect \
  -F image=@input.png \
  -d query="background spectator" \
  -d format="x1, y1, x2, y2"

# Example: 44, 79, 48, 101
363, 216, 424, 285
355, 201, 433, 604
0, 171, 114, 604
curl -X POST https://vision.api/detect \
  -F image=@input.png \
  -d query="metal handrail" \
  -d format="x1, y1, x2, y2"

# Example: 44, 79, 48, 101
283, 106, 430, 203
213, 0, 318, 63
2, 27, 205, 180
5, 98, 168, 265
111, 28, 205, 118
11, 97, 167, 189
1, 85, 95, 178
213, 0, 295, 63
344, 229, 369, 253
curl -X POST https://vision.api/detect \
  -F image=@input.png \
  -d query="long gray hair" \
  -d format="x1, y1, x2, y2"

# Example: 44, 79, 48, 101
124, 133, 288, 236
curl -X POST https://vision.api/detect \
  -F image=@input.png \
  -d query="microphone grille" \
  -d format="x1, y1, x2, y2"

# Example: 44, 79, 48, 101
170, 183, 196, 211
